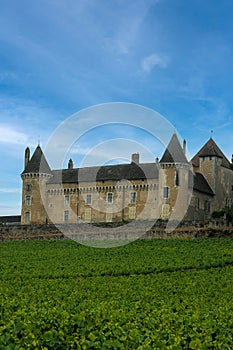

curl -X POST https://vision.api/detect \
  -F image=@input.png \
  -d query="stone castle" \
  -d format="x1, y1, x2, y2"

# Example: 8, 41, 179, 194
21, 133, 233, 225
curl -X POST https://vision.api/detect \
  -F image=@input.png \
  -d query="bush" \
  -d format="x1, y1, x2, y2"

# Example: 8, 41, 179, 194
211, 210, 225, 219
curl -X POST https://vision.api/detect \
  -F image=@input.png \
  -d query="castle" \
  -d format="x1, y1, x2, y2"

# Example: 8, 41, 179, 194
21, 133, 233, 225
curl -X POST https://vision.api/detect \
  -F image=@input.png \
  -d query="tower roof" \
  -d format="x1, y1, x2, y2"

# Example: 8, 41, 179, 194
22, 145, 52, 174
160, 133, 188, 164
191, 138, 231, 169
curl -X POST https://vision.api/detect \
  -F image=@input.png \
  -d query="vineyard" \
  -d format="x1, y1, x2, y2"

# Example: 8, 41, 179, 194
0, 238, 233, 349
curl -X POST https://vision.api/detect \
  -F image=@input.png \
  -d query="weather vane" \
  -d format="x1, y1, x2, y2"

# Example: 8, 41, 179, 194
210, 130, 213, 138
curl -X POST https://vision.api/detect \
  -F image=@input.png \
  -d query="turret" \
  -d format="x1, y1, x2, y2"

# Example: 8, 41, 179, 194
159, 133, 191, 221
21, 145, 52, 225
197, 138, 223, 194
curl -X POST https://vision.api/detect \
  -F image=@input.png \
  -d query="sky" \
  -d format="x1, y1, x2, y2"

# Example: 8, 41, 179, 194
0, 0, 233, 215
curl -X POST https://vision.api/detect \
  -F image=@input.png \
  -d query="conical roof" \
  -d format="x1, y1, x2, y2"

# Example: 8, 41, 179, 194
22, 145, 52, 174
160, 133, 188, 164
191, 138, 231, 169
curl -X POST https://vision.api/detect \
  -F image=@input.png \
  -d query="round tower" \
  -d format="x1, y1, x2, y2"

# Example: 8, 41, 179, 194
159, 133, 191, 222
21, 145, 52, 224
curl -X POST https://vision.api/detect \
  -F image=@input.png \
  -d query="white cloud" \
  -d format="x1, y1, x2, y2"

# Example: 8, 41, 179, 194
68, 138, 164, 168
0, 188, 21, 193
0, 204, 21, 216
141, 53, 169, 73
0, 125, 28, 145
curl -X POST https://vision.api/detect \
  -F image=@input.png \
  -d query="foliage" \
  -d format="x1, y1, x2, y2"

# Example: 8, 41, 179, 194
212, 203, 233, 222
211, 210, 225, 219
0, 239, 233, 348
225, 203, 233, 222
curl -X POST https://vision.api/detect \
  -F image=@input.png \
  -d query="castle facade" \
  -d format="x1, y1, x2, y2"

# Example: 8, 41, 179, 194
21, 134, 233, 225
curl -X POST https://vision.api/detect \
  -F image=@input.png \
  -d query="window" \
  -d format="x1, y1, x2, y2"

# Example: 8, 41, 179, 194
195, 197, 200, 209
129, 206, 136, 220
84, 208, 91, 222
204, 200, 211, 213
107, 192, 113, 204
106, 209, 112, 222
64, 195, 70, 205
25, 195, 31, 206
175, 170, 179, 186
130, 192, 136, 204
162, 204, 170, 219
86, 194, 92, 205
64, 210, 69, 222
163, 187, 169, 199
25, 211, 30, 223
26, 184, 31, 191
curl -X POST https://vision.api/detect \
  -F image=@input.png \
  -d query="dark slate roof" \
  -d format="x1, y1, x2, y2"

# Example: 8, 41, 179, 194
193, 172, 214, 196
22, 145, 52, 174
191, 138, 231, 169
48, 162, 159, 184
160, 133, 188, 164
0, 215, 21, 224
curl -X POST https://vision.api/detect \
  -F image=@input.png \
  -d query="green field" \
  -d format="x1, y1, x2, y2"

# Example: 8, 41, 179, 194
0, 238, 233, 349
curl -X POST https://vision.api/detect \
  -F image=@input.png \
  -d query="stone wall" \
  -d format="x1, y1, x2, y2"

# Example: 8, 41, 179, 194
1, 222, 233, 241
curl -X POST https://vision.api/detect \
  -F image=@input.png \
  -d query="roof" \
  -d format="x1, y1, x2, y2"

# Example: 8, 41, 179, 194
48, 162, 159, 184
160, 133, 188, 164
22, 145, 52, 174
191, 138, 231, 169
0, 215, 21, 224
193, 172, 214, 196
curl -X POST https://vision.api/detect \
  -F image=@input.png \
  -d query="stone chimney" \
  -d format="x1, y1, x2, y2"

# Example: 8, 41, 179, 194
183, 139, 186, 156
68, 158, 73, 169
131, 153, 139, 165
24, 147, 30, 169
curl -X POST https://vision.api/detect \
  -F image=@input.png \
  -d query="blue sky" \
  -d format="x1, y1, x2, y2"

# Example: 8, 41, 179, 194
0, 0, 233, 215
